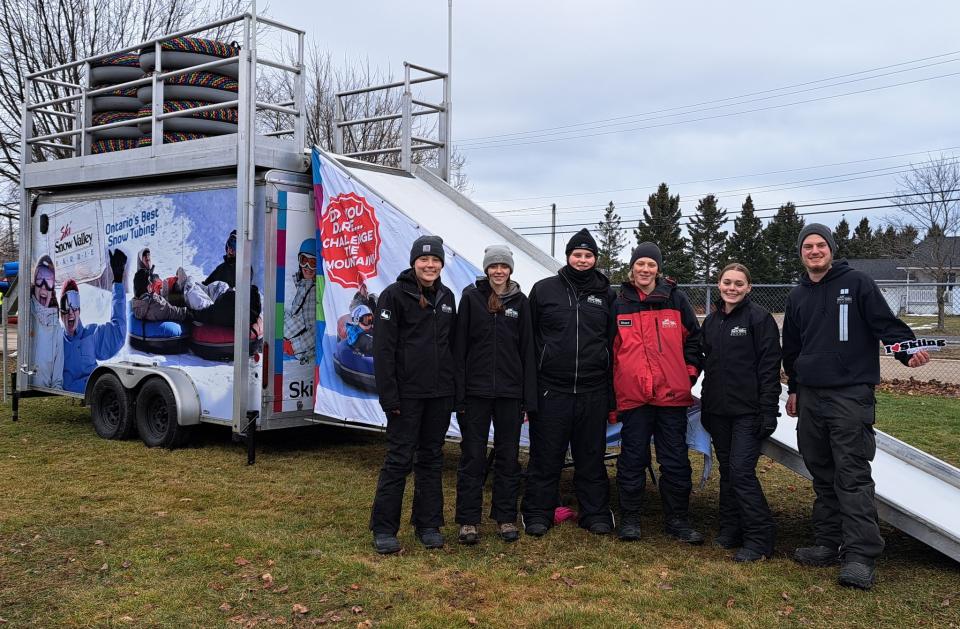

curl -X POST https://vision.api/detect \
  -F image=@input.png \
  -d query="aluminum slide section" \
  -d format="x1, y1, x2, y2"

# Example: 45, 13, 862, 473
754, 384, 960, 563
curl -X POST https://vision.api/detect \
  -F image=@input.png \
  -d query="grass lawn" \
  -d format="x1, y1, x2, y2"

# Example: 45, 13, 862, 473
901, 314, 960, 337
0, 396, 958, 627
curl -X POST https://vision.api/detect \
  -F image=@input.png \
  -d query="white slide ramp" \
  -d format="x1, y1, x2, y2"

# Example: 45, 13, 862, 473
761, 386, 960, 563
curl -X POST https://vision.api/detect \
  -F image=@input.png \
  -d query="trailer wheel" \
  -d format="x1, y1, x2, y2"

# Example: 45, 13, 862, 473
136, 378, 192, 449
89, 373, 136, 439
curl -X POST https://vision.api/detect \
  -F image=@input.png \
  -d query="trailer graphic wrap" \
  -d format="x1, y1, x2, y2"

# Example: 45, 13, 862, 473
311, 150, 479, 434
31, 187, 265, 419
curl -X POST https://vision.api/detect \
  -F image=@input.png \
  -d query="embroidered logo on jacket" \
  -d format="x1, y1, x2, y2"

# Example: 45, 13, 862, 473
660, 318, 678, 328
730, 326, 748, 337
586, 295, 603, 306
379, 309, 391, 321
504, 307, 519, 318
836, 288, 853, 305
441, 304, 453, 314
618, 318, 633, 327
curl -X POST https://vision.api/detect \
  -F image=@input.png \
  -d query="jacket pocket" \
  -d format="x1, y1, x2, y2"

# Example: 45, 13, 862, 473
794, 352, 849, 387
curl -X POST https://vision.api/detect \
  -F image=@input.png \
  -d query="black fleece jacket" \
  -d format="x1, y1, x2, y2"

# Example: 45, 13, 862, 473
529, 266, 616, 396
454, 279, 538, 412
783, 260, 914, 392
701, 296, 782, 417
373, 268, 456, 412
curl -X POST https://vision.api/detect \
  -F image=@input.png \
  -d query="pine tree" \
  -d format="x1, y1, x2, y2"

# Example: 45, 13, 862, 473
634, 183, 693, 282
848, 217, 876, 258
763, 202, 805, 283
596, 201, 628, 282
687, 194, 728, 282
833, 218, 851, 259
723, 195, 772, 282
895, 224, 919, 256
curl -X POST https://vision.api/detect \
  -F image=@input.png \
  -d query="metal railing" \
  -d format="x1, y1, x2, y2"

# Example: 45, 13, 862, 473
333, 62, 451, 181
20, 12, 306, 161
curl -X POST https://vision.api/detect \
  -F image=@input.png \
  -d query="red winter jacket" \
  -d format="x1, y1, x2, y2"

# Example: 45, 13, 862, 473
611, 279, 703, 409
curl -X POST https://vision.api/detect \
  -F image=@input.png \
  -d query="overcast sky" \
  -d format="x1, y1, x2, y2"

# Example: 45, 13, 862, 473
268, 0, 960, 256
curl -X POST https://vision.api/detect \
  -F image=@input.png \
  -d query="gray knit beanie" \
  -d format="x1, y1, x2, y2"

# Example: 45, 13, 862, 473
410, 234, 445, 266
630, 242, 663, 270
797, 223, 836, 254
482, 244, 514, 272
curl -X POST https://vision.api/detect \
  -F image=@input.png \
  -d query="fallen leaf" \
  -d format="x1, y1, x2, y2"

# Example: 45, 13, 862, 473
561, 576, 577, 588
292, 603, 309, 615
657, 582, 673, 590
121, 560, 132, 569
658, 570, 669, 579
219, 603, 233, 612
94, 540, 105, 546
267, 559, 275, 567
119, 617, 134, 623
806, 585, 824, 593
357, 622, 373, 628
573, 565, 585, 570
154, 511, 168, 517
234, 557, 251, 566
550, 572, 561, 581
223, 543, 233, 548
351, 606, 363, 614
942, 599, 952, 607
349, 583, 361, 591
778, 605, 795, 617
261, 572, 274, 588
781, 591, 791, 601
274, 585, 289, 594
787, 485, 797, 492
329, 614, 342, 622
179, 498, 193, 502
0, 617, 6, 624
725, 597, 735, 608
99, 563, 109, 572
467, 617, 478, 625
209, 582, 226, 591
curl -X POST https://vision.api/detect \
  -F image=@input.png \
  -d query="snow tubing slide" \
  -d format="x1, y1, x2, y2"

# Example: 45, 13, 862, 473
91, 111, 143, 139
128, 311, 190, 354
190, 316, 264, 361
332, 338, 376, 391
137, 71, 238, 104
137, 100, 237, 135
140, 37, 240, 79
90, 52, 145, 84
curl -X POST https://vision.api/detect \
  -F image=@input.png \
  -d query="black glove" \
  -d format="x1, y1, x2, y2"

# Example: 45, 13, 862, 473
756, 415, 777, 440
109, 248, 127, 284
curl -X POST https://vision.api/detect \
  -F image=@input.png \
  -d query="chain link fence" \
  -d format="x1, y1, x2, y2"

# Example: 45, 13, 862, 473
680, 283, 960, 385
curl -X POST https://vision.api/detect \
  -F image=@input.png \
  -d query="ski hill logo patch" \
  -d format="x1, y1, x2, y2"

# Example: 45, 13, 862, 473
587, 295, 603, 306
379, 309, 391, 321
504, 307, 519, 318
836, 289, 853, 305
618, 318, 633, 327
730, 326, 748, 337
661, 318, 678, 328
441, 304, 453, 314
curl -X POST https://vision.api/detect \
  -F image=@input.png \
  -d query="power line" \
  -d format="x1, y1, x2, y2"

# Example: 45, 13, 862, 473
460, 49, 960, 144
459, 56, 960, 146
460, 70, 960, 151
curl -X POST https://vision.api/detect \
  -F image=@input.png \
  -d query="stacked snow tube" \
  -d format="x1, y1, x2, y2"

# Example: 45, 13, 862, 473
137, 132, 209, 147
190, 316, 264, 361
90, 52, 147, 152
137, 70, 238, 104
128, 311, 191, 354
139, 37, 240, 79
137, 99, 238, 135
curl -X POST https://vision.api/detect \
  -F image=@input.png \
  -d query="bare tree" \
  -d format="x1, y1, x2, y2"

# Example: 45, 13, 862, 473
889, 154, 960, 331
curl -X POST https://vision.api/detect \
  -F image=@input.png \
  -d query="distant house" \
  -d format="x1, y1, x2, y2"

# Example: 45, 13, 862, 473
846, 236, 959, 315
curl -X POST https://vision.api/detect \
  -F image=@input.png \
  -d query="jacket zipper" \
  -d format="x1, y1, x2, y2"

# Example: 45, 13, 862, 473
492, 311, 498, 395
573, 293, 580, 394
655, 317, 662, 352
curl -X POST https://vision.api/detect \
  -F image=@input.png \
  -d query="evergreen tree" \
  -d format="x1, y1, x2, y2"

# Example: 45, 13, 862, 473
875, 225, 895, 255
833, 218, 851, 259
634, 183, 693, 282
762, 202, 805, 283
596, 201, 628, 282
723, 195, 772, 282
847, 217, 877, 258
895, 224, 919, 256
687, 194, 728, 282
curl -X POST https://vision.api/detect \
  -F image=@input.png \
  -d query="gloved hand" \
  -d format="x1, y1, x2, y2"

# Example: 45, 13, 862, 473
756, 415, 777, 440
109, 248, 127, 284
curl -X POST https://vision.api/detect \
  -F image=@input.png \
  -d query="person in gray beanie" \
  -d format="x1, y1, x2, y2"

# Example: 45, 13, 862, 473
796, 224, 837, 255
630, 242, 663, 272
454, 244, 537, 544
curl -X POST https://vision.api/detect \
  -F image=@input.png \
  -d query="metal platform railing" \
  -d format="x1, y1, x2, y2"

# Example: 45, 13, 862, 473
333, 62, 451, 181
20, 12, 305, 162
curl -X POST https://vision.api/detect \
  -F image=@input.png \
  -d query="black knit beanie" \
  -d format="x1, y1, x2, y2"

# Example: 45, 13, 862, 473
797, 223, 837, 254
629, 242, 663, 270
565, 228, 598, 257
410, 235, 445, 266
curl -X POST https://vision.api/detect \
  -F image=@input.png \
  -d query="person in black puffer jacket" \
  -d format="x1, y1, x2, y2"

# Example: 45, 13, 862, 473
369, 235, 457, 555
520, 228, 616, 537
700, 263, 781, 562
453, 245, 537, 545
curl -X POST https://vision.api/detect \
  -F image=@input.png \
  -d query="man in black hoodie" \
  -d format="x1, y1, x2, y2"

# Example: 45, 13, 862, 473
520, 228, 616, 537
783, 223, 930, 590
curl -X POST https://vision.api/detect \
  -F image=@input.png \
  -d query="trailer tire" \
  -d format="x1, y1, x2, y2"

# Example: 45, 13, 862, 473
90, 374, 136, 440
136, 378, 192, 449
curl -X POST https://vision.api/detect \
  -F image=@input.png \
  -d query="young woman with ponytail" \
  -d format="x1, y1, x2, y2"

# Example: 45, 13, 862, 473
453, 245, 537, 544
369, 235, 457, 554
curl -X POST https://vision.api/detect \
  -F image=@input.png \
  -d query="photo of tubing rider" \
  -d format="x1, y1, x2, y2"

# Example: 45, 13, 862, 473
346, 304, 374, 355
204, 229, 238, 287
132, 268, 189, 322
61, 249, 128, 393
283, 238, 317, 364
333, 302, 377, 391
30, 255, 64, 389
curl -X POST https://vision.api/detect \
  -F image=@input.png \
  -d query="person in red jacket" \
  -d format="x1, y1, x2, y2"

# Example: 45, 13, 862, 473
611, 242, 703, 543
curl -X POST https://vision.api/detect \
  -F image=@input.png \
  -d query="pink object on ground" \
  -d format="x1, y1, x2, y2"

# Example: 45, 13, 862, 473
553, 506, 578, 525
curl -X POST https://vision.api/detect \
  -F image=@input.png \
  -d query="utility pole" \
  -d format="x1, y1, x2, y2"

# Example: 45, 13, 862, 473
550, 203, 557, 257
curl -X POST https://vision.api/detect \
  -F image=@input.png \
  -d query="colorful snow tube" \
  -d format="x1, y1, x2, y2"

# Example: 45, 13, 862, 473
190, 316, 264, 361
136, 100, 237, 135
140, 37, 240, 79
90, 52, 145, 84
137, 71, 238, 104
137, 132, 210, 147
333, 338, 376, 391
91, 138, 141, 154
3, 261, 18, 278
128, 311, 190, 354
91, 111, 143, 139
91, 85, 142, 113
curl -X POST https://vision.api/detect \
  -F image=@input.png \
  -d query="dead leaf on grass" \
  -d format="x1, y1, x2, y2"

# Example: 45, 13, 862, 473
99, 563, 109, 572
179, 498, 193, 502
942, 599, 951, 607
292, 603, 309, 615
787, 486, 797, 492
781, 591, 791, 601
94, 540, 105, 546
154, 511, 168, 517
467, 617, 478, 625
657, 582, 673, 591
350, 582, 361, 591
725, 597, 735, 608
351, 606, 363, 614
573, 565, 585, 570
561, 576, 577, 588
806, 585, 824, 594
0, 617, 7, 624
119, 617, 135, 623
778, 605, 795, 617
267, 559, 275, 567
219, 603, 233, 612
550, 572, 561, 581
210, 582, 226, 591
658, 570, 669, 579
234, 557, 251, 566
273, 585, 289, 594
261, 572, 274, 588
121, 560, 132, 569
357, 621, 373, 628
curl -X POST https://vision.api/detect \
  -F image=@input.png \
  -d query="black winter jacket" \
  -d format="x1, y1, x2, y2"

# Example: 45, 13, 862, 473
701, 296, 782, 417
373, 268, 456, 411
454, 279, 538, 412
529, 266, 615, 396
204, 255, 237, 288
783, 260, 914, 392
